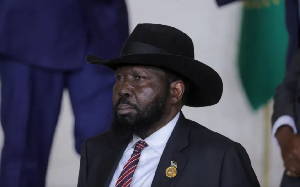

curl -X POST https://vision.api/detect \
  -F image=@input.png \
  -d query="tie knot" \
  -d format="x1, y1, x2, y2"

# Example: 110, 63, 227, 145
134, 140, 148, 153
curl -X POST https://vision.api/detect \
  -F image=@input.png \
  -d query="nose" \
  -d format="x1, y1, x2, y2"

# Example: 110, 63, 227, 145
117, 78, 133, 98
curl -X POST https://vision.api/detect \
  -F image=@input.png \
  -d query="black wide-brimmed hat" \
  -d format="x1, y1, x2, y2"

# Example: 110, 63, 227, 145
87, 23, 223, 107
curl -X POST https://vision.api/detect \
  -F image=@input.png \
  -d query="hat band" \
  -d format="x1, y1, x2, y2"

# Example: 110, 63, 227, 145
121, 41, 169, 56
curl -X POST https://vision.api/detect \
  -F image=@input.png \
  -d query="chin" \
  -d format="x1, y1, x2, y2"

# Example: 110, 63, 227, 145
118, 113, 137, 124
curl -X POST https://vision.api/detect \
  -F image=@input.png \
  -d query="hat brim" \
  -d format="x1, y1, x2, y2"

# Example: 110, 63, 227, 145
87, 54, 223, 107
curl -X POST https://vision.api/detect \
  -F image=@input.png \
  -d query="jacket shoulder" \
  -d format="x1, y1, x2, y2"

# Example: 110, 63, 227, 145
187, 118, 238, 150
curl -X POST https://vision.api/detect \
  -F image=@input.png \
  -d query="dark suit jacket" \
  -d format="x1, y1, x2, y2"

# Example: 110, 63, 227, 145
77, 113, 260, 187
216, 0, 299, 69
0, 0, 128, 70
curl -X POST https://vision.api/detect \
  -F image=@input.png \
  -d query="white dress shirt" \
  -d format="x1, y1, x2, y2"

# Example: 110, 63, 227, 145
272, 115, 298, 146
109, 113, 180, 187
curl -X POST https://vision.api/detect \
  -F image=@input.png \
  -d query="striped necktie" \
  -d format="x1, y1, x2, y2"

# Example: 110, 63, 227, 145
115, 140, 148, 187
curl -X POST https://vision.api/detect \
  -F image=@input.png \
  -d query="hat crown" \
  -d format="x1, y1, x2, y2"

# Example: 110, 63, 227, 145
121, 24, 195, 59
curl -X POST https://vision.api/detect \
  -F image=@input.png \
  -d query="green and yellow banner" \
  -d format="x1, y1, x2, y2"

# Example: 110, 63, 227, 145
238, 0, 288, 110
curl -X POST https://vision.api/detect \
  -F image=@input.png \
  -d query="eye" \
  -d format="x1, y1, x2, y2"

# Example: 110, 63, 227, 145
116, 75, 123, 80
134, 75, 144, 80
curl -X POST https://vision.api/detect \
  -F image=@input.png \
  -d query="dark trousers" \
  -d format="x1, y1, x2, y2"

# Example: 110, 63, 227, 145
0, 57, 115, 187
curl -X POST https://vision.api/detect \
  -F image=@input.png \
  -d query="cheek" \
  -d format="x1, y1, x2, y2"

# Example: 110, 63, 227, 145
139, 88, 154, 101
136, 87, 162, 107
112, 84, 119, 105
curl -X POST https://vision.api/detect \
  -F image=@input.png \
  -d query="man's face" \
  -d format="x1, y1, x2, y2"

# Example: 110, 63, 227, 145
111, 66, 169, 137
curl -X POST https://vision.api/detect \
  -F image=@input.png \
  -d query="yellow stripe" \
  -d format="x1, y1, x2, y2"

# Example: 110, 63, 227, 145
242, 0, 282, 9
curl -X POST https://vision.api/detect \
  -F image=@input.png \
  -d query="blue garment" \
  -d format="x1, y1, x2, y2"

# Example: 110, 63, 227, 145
0, 0, 129, 187
0, 57, 116, 187
0, 0, 128, 70
216, 0, 299, 69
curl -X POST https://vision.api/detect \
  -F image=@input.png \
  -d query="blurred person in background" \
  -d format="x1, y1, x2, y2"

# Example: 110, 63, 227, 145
217, 0, 300, 186
0, 0, 128, 187
273, 52, 300, 186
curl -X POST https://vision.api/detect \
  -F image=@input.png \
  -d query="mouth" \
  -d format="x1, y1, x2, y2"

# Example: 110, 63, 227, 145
117, 104, 137, 115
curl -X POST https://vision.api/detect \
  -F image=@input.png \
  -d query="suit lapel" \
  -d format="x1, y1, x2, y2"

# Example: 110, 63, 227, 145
151, 112, 190, 187
88, 135, 131, 187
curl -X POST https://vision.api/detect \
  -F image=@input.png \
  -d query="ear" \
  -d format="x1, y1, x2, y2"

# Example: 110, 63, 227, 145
169, 80, 184, 104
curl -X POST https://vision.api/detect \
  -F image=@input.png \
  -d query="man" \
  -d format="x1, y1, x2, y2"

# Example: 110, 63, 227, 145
77, 23, 260, 187
272, 51, 300, 186
0, 1, 128, 187
216, 0, 300, 186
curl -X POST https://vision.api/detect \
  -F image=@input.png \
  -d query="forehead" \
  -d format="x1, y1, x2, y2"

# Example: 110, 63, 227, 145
116, 66, 165, 76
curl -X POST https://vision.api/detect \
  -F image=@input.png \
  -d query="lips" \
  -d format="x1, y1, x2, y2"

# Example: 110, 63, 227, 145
117, 104, 137, 115
117, 104, 134, 110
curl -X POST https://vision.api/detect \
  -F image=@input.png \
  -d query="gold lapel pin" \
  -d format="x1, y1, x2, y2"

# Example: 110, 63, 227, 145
166, 161, 177, 178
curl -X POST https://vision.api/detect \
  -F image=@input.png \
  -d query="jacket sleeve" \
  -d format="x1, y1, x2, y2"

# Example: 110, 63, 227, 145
215, 0, 238, 6
272, 51, 300, 131
77, 140, 88, 187
220, 142, 260, 187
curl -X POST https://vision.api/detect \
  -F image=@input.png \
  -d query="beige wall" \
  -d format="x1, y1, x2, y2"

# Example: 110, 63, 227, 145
0, 0, 284, 186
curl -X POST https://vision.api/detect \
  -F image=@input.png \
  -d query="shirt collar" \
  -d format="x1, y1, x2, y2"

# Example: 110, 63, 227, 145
125, 112, 180, 155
